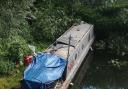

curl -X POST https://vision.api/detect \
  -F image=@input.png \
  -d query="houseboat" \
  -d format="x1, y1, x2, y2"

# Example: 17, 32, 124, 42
21, 21, 95, 89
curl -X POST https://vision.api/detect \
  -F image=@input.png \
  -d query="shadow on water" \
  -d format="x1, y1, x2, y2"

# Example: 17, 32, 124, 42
70, 50, 128, 89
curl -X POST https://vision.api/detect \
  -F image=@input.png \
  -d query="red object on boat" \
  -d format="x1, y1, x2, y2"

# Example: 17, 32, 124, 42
24, 55, 33, 66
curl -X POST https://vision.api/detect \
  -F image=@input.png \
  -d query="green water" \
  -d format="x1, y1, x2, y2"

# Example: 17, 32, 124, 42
70, 50, 128, 89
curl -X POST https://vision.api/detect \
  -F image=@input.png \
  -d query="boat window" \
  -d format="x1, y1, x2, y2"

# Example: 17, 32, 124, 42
88, 34, 90, 42
75, 54, 77, 60
82, 44, 84, 50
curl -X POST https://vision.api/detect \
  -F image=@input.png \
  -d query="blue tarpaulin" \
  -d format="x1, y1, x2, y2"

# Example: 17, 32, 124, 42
23, 53, 67, 84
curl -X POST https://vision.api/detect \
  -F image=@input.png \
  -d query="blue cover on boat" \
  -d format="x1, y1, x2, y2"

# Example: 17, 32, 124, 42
24, 53, 67, 84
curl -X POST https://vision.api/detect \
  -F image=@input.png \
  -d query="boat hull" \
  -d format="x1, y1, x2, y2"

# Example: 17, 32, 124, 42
60, 37, 94, 89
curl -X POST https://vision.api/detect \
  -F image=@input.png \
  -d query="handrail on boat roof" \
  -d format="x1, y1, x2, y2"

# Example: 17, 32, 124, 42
55, 41, 75, 48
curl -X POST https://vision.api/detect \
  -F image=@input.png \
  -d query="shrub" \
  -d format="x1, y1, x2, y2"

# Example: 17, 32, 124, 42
0, 60, 15, 75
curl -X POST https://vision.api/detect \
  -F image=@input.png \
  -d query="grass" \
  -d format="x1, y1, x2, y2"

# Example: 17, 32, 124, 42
0, 71, 22, 89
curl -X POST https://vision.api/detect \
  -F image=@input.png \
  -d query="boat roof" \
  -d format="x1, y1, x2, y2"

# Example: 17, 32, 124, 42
56, 23, 93, 47
50, 23, 93, 59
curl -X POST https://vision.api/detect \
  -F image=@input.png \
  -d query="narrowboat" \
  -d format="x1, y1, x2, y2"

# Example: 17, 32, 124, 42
21, 21, 95, 89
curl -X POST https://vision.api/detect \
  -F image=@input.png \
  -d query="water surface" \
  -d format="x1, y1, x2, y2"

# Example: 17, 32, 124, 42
70, 50, 128, 89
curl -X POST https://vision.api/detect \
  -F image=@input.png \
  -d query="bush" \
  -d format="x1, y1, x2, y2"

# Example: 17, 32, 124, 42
0, 60, 15, 75
31, 7, 80, 41
7, 36, 31, 63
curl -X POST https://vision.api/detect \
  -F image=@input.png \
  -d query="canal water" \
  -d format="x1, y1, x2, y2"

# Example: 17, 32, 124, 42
70, 50, 128, 89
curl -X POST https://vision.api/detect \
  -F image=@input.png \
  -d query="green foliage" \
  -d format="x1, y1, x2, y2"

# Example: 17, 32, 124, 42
0, 0, 34, 75
0, 0, 33, 56
94, 4, 128, 55
0, 0, 127, 88
0, 0, 128, 76
0, 60, 15, 75
31, 3, 80, 41
8, 40, 31, 63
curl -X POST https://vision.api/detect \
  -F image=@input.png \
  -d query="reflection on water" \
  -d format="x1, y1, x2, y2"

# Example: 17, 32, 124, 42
70, 50, 128, 89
